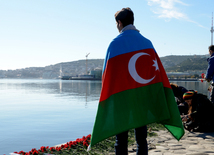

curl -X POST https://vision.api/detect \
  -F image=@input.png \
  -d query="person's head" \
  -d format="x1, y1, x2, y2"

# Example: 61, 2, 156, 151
183, 91, 197, 106
115, 7, 134, 32
208, 45, 214, 56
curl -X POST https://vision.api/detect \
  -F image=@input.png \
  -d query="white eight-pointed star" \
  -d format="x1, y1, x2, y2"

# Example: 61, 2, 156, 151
153, 59, 159, 71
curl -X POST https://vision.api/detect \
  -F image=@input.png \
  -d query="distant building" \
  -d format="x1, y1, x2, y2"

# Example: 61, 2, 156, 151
89, 67, 102, 79
0, 74, 5, 78
166, 72, 190, 76
187, 70, 207, 76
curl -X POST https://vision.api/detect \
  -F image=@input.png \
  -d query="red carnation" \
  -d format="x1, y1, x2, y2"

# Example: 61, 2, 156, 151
86, 134, 91, 139
83, 141, 89, 147
32, 150, 38, 155
56, 147, 61, 151
50, 147, 55, 151
76, 138, 80, 142
39, 146, 46, 152
73, 141, 77, 145
69, 142, 73, 147
201, 73, 205, 78
64, 144, 69, 148
18, 151, 25, 154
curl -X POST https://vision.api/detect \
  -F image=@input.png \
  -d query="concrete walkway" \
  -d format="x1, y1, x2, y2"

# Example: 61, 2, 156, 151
128, 130, 214, 155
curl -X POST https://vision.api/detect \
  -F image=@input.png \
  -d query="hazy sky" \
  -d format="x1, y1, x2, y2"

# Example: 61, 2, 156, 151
0, 0, 213, 70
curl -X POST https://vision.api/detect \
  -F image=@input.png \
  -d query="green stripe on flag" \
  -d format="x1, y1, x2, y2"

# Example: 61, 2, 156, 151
161, 87, 185, 140
90, 82, 184, 147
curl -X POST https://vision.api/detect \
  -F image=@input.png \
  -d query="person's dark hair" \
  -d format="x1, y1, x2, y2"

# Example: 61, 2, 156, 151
170, 83, 179, 96
115, 7, 134, 27
208, 45, 214, 52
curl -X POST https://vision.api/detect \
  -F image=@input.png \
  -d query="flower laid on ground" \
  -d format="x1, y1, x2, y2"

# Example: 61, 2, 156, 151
13, 123, 164, 155
13, 134, 91, 155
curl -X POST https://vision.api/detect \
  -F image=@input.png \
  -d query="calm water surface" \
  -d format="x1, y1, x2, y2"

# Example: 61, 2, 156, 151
0, 79, 101, 154
0, 79, 210, 154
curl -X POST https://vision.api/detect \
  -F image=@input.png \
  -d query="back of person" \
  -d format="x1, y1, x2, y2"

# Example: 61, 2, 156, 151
170, 83, 189, 115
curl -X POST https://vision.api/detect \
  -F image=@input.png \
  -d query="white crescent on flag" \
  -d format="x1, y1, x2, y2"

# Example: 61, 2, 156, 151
128, 52, 158, 84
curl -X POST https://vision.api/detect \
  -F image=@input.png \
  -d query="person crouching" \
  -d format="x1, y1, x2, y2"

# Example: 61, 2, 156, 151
181, 91, 214, 132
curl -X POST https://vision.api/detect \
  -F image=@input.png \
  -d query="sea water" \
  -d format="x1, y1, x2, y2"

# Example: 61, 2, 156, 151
0, 79, 101, 154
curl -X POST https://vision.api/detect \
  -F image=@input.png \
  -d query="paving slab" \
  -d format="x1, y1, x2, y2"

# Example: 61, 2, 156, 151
128, 129, 214, 155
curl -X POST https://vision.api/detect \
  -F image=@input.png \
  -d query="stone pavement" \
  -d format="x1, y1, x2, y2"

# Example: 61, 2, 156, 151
128, 130, 214, 155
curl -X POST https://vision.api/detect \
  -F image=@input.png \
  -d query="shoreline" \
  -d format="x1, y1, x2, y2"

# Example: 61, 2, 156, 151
168, 78, 199, 81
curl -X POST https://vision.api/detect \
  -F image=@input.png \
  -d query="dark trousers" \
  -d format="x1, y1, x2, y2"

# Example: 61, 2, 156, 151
115, 126, 148, 155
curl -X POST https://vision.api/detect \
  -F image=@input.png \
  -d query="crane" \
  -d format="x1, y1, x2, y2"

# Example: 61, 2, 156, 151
86, 53, 90, 75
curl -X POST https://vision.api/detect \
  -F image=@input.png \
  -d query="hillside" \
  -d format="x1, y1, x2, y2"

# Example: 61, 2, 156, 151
160, 55, 209, 69
59, 59, 104, 77
165, 57, 208, 72
0, 54, 210, 79
0, 59, 104, 79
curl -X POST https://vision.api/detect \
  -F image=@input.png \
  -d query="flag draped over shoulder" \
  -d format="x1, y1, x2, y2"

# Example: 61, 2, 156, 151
90, 30, 184, 147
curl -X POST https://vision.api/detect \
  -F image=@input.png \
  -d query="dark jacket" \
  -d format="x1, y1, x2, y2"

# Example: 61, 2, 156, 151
189, 93, 214, 132
206, 53, 214, 82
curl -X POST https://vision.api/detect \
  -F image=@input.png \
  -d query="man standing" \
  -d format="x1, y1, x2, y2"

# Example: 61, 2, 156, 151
114, 8, 148, 155
89, 7, 184, 155
205, 45, 214, 103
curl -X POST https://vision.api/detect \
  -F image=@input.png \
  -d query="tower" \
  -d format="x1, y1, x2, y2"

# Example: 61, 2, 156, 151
85, 53, 90, 75
211, 12, 214, 45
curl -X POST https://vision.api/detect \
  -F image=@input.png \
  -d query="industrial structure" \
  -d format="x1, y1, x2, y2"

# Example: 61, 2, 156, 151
85, 53, 90, 75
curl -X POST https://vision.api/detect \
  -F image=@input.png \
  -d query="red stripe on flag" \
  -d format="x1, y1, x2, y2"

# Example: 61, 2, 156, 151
100, 48, 170, 102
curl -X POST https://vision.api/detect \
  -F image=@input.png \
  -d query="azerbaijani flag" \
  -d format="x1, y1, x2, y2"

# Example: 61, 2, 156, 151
89, 30, 184, 147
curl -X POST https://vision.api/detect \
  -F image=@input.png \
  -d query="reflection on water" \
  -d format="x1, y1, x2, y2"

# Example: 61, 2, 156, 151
0, 79, 102, 154
0, 79, 101, 95
57, 80, 102, 105
0, 79, 102, 104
